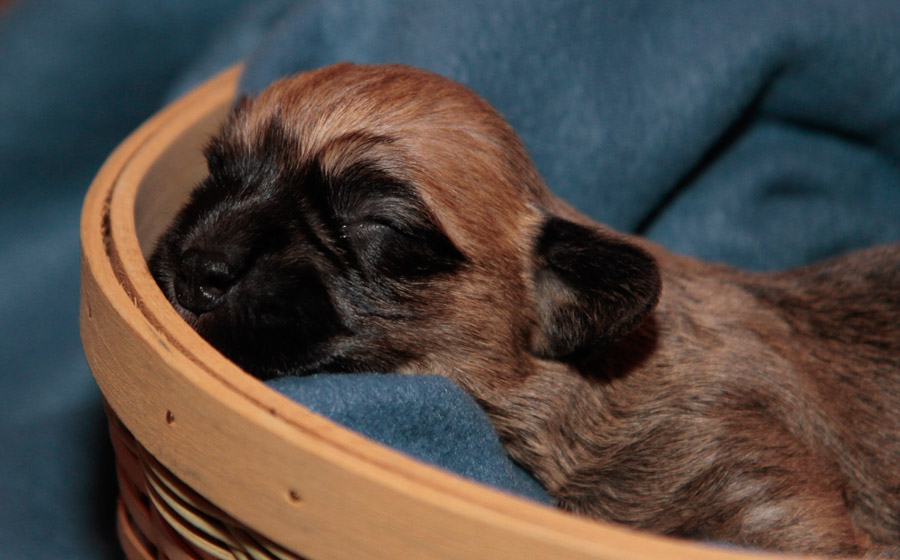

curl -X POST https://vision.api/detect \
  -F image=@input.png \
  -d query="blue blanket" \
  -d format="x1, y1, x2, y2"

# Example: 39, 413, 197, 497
3, 1, 899, 557
268, 374, 549, 502
241, 0, 900, 270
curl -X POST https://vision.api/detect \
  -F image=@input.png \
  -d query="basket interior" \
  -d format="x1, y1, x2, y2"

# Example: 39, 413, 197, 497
132, 104, 226, 258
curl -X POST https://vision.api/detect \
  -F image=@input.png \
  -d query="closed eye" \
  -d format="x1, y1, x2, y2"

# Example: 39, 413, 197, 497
312, 151, 467, 278
343, 216, 466, 278
350, 216, 431, 239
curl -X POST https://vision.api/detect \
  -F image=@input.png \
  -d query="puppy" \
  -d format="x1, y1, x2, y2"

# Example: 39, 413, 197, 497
149, 63, 900, 557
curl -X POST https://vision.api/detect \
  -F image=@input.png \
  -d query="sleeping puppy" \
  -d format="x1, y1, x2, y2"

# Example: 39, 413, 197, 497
149, 63, 900, 557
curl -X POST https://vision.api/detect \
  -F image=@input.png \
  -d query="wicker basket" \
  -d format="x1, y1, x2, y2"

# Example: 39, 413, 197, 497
80, 65, 794, 560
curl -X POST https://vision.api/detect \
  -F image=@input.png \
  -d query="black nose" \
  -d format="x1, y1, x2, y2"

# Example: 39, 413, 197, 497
174, 248, 239, 314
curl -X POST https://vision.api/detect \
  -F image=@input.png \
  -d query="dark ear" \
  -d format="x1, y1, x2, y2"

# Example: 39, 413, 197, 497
531, 217, 661, 359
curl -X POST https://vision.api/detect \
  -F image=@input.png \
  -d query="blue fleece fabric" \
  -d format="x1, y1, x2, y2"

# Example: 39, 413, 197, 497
240, 0, 900, 270
2, 1, 900, 558
267, 374, 550, 502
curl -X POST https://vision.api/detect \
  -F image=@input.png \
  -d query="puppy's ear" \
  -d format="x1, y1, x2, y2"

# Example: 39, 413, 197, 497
531, 217, 661, 359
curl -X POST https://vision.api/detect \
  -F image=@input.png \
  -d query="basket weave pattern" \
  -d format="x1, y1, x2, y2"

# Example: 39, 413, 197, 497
109, 406, 305, 560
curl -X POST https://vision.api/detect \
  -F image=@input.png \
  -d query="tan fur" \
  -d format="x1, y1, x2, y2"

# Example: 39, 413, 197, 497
228, 64, 900, 557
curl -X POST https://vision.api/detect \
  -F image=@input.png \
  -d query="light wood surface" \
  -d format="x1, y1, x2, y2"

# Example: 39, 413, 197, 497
80, 65, 817, 560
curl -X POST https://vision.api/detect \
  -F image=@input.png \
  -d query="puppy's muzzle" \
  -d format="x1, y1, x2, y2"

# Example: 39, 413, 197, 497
174, 248, 241, 314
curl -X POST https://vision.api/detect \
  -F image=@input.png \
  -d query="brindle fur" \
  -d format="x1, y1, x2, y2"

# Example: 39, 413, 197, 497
150, 63, 900, 557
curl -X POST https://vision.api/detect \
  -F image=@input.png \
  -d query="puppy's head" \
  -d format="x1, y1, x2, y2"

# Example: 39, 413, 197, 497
149, 63, 660, 386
